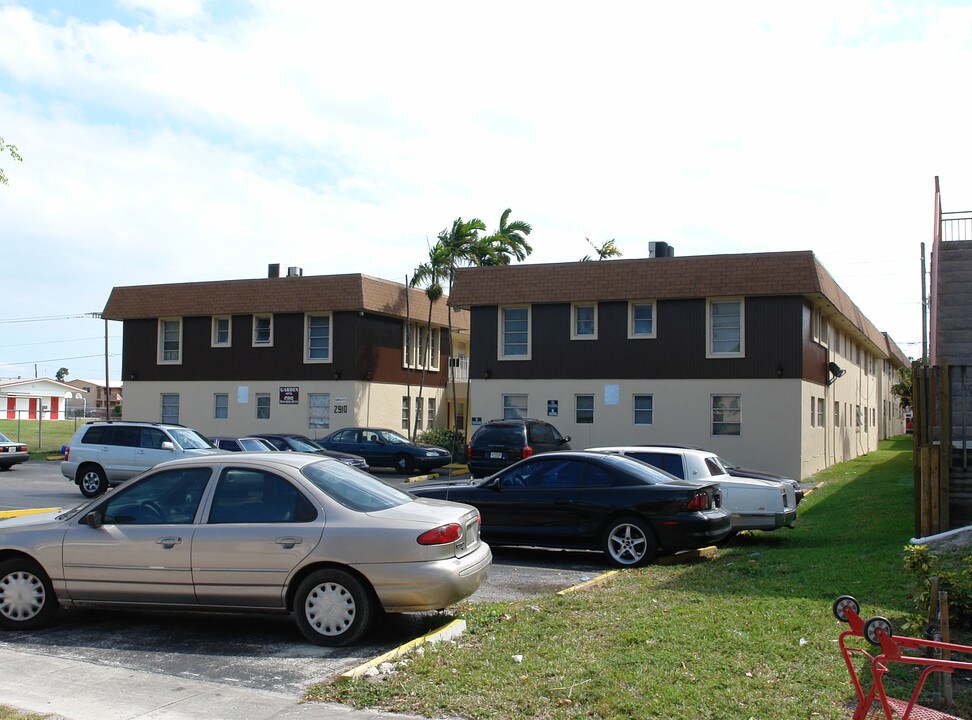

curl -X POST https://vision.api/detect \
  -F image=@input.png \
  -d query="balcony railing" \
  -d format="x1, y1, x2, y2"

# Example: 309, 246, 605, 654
941, 210, 972, 241
448, 356, 469, 383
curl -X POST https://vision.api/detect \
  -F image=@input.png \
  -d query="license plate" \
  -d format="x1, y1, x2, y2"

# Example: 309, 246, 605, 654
489, 452, 503, 459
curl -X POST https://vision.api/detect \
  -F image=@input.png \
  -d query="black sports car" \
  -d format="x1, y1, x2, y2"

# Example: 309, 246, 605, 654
409, 451, 731, 567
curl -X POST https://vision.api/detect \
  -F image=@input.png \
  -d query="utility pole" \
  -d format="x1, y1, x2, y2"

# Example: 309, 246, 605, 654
921, 242, 928, 362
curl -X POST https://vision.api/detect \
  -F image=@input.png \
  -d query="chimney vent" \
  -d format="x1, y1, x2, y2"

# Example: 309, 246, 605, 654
287, 266, 303, 277
649, 241, 675, 258
268, 263, 280, 278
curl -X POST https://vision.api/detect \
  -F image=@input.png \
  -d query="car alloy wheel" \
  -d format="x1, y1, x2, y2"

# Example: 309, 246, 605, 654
604, 517, 657, 567
0, 559, 58, 630
294, 569, 373, 646
78, 466, 108, 498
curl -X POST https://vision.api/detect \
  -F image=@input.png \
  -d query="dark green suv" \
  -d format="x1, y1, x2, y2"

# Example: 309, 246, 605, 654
466, 418, 571, 478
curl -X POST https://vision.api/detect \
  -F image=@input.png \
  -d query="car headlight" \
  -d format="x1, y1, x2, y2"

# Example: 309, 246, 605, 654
424, 451, 438, 457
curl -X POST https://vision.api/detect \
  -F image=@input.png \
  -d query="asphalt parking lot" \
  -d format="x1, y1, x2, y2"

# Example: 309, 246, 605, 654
0, 460, 610, 698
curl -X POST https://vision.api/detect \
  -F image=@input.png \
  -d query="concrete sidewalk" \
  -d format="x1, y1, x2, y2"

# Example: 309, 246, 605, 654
0, 646, 433, 720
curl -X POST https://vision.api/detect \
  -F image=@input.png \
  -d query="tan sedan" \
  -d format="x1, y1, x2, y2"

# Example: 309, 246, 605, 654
0, 453, 490, 646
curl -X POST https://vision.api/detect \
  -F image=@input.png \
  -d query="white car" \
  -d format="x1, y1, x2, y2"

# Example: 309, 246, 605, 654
587, 446, 797, 533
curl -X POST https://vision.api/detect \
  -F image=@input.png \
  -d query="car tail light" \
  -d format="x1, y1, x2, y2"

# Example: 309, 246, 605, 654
686, 491, 711, 511
417, 523, 462, 545
467, 444, 473, 458
63, 447, 69, 461
522, 445, 534, 459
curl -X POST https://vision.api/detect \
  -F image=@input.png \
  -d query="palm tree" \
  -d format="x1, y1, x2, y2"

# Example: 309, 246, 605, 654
0, 136, 23, 186
409, 241, 451, 440
580, 237, 622, 262
473, 209, 533, 266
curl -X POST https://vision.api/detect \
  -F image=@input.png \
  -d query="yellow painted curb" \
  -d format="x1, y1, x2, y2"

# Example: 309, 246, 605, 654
803, 483, 822, 498
0, 507, 61, 519
557, 570, 619, 596
338, 618, 467, 681
404, 472, 440, 484
657, 545, 718, 565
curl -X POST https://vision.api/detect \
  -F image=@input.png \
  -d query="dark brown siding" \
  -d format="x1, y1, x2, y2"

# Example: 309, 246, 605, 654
802, 301, 829, 385
470, 296, 807, 381
121, 313, 449, 388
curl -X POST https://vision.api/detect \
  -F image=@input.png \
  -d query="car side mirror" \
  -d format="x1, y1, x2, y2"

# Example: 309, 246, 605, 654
84, 511, 104, 529
161, 441, 175, 451
561, 436, 571, 444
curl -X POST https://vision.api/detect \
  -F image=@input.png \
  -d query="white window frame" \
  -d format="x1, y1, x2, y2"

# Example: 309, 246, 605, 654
427, 397, 436, 428
570, 303, 598, 340
706, 298, 744, 358
633, 394, 654, 425
503, 394, 528, 419
158, 318, 183, 365
160, 393, 180, 424
711, 394, 741, 437
214, 393, 228, 420
211, 316, 231, 348
304, 312, 332, 363
498, 305, 531, 360
575, 394, 594, 423
402, 322, 440, 371
816, 398, 825, 428
401, 396, 410, 431
628, 300, 657, 339
256, 393, 271, 420
252, 314, 273, 347
415, 397, 424, 431
834, 400, 840, 427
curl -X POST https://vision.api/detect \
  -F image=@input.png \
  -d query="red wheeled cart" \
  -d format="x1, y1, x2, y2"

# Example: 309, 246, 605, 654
832, 596, 971, 720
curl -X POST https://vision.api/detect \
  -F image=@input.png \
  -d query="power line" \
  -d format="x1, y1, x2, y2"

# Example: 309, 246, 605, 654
0, 313, 104, 324
0, 336, 117, 349
0, 353, 119, 367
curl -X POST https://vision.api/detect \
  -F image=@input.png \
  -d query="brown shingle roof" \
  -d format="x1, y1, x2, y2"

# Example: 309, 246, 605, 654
102, 274, 469, 331
448, 251, 891, 355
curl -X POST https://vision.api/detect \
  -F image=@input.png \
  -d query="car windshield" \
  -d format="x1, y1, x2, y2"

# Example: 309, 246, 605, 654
0, 432, 11, 442
288, 436, 324, 452
714, 456, 737, 471
377, 429, 410, 445
168, 428, 215, 449
239, 438, 272, 451
301, 460, 411, 512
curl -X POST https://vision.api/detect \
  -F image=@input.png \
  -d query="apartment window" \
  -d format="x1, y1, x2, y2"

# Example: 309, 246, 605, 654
834, 400, 840, 427
160, 394, 180, 424
628, 301, 656, 339
305, 313, 332, 362
158, 318, 182, 364
256, 393, 271, 419
633, 395, 654, 425
415, 397, 424, 431
214, 393, 228, 420
499, 305, 531, 359
571, 303, 597, 340
428, 398, 436, 429
856, 405, 862, 427
707, 299, 744, 357
810, 396, 816, 427
576, 394, 594, 424
712, 394, 741, 436
455, 401, 465, 430
402, 396, 410, 431
503, 394, 528, 419
309, 393, 330, 429
212, 316, 231, 347
429, 328, 440, 369
816, 398, 825, 428
403, 322, 440, 370
253, 315, 273, 346
812, 307, 829, 347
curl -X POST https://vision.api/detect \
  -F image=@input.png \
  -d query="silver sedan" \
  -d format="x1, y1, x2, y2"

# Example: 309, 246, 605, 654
0, 452, 490, 646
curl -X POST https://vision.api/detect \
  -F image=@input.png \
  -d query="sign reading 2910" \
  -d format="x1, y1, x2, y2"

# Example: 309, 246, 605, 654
333, 396, 350, 414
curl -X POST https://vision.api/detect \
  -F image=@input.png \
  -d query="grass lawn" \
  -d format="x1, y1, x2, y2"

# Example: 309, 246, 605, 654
0, 419, 85, 458
0, 706, 47, 720
308, 436, 971, 720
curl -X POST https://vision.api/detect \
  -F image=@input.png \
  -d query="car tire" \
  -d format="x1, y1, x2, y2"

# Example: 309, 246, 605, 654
77, 465, 108, 498
293, 568, 374, 646
0, 463, 11, 471
603, 516, 657, 567
394, 453, 415, 476
0, 557, 59, 631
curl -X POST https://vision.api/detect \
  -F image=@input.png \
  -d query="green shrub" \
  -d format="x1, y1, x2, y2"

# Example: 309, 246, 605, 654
416, 428, 466, 463
903, 543, 972, 630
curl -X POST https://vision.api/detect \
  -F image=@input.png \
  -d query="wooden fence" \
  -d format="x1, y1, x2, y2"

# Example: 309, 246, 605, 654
913, 360, 972, 536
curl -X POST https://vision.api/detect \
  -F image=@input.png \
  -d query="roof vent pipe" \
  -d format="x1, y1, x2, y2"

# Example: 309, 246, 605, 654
287, 266, 303, 277
268, 263, 280, 278
649, 241, 675, 258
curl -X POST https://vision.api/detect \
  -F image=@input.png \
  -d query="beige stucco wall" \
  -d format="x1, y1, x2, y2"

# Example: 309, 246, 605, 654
467, 378, 808, 479
121, 380, 446, 440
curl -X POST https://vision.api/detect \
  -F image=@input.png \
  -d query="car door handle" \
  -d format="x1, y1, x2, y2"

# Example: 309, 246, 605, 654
156, 537, 182, 549
275, 537, 303, 549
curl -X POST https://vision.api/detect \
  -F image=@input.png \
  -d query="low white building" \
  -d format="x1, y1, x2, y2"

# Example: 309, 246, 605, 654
0, 378, 82, 421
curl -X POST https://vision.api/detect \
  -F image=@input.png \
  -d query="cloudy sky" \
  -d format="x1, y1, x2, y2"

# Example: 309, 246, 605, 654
1, 0, 968, 383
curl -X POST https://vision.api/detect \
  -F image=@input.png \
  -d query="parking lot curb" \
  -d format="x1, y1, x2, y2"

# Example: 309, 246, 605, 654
556, 570, 620, 596
404, 472, 439, 484
338, 618, 467, 681
0, 507, 61, 519
657, 545, 719, 565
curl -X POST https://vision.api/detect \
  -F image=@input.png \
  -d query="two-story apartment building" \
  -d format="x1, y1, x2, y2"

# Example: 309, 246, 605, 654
448, 250, 909, 481
102, 270, 468, 440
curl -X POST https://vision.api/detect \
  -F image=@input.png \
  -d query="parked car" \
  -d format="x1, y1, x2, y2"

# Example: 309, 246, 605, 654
61, 421, 219, 498
587, 446, 797, 533
715, 456, 804, 505
409, 451, 731, 567
0, 432, 28, 470
317, 427, 451, 475
251, 433, 370, 472
0, 452, 490, 645
466, 418, 571, 478
211, 436, 277, 452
